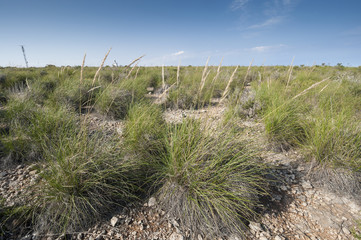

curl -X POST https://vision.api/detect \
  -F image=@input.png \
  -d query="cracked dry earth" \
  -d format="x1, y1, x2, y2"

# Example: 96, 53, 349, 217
1, 105, 361, 240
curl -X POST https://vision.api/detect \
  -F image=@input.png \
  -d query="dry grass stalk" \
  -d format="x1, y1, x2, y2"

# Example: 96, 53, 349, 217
211, 57, 223, 84
177, 61, 181, 109
80, 53, 86, 85
92, 48, 111, 86
162, 65, 165, 90
263, 77, 330, 120
197, 57, 211, 99
292, 77, 330, 100
79, 53, 86, 115
307, 62, 316, 77
243, 59, 254, 87
157, 82, 176, 104
286, 56, 295, 87
176, 61, 181, 86
134, 66, 141, 80
319, 83, 330, 93
220, 65, 239, 103
126, 62, 139, 79
87, 86, 101, 93
124, 55, 145, 71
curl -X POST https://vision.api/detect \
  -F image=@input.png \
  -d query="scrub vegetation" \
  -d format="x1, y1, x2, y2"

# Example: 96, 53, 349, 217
0, 57, 360, 238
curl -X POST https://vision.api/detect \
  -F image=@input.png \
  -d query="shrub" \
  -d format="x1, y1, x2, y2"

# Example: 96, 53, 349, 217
153, 119, 266, 237
305, 109, 361, 170
123, 101, 165, 161
29, 128, 137, 234
95, 88, 133, 119
0, 96, 78, 166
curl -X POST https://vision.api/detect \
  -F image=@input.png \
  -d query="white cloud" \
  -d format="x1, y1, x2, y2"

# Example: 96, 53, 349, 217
248, 16, 283, 29
249, 44, 286, 52
231, 0, 250, 11
172, 50, 185, 56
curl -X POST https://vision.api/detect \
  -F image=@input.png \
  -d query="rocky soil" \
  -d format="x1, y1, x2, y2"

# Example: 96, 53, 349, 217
1, 103, 361, 240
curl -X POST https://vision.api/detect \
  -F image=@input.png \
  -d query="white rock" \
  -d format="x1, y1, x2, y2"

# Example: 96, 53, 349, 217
228, 234, 241, 240
169, 232, 184, 240
249, 221, 263, 232
148, 197, 157, 207
342, 227, 350, 235
110, 216, 119, 227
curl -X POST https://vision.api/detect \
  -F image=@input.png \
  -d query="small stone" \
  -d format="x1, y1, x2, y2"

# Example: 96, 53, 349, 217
259, 236, 268, 240
249, 221, 263, 232
95, 235, 103, 240
274, 236, 284, 240
228, 234, 240, 240
77, 233, 84, 240
342, 227, 350, 235
0, 171, 7, 178
110, 216, 119, 227
148, 197, 157, 207
169, 232, 184, 240
197, 234, 203, 240
301, 180, 313, 189
171, 219, 179, 227
20, 235, 32, 240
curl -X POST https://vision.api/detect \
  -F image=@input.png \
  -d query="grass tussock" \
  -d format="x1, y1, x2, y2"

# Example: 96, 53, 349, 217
253, 69, 361, 171
29, 128, 137, 233
152, 119, 266, 237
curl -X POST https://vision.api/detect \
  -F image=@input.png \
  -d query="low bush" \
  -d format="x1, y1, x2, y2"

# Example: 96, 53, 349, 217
153, 119, 266, 237
123, 101, 165, 163
0, 96, 78, 166
29, 128, 137, 234
95, 88, 133, 119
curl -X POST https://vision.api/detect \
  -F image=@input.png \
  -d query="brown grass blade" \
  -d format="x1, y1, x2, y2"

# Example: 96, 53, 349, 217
92, 48, 111, 86
220, 65, 239, 103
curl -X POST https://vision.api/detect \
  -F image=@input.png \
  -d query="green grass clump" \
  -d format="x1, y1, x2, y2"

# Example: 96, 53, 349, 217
30, 128, 137, 234
253, 70, 361, 171
153, 119, 266, 237
263, 101, 308, 149
51, 77, 100, 113
254, 81, 309, 148
95, 88, 133, 119
0, 96, 78, 166
123, 101, 165, 161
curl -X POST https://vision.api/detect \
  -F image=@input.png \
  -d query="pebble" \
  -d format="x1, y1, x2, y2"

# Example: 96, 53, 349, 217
342, 227, 350, 235
169, 232, 184, 240
148, 197, 157, 207
110, 216, 119, 227
249, 221, 263, 232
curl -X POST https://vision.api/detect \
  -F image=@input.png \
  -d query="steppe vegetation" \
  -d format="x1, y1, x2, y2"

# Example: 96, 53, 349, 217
0, 55, 361, 238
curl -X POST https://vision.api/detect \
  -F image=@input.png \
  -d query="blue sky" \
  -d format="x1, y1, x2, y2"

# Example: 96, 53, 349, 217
1, 0, 361, 67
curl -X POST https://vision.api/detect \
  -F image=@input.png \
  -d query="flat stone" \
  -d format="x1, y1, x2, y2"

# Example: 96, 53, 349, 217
148, 197, 157, 207
249, 221, 263, 232
228, 234, 240, 240
301, 180, 313, 189
169, 232, 184, 240
110, 216, 119, 227
342, 227, 350, 235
